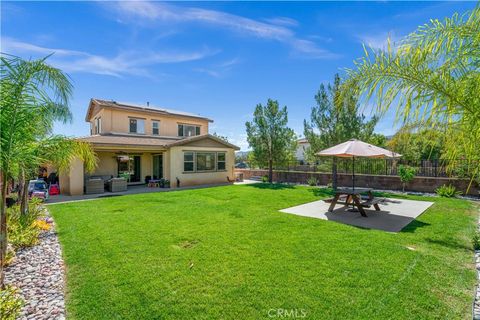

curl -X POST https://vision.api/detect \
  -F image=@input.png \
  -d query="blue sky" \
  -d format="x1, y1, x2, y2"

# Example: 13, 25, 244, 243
2, 1, 475, 150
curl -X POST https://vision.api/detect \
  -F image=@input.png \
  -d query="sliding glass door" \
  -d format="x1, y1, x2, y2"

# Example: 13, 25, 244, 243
153, 154, 163, 179
117, 155, 141, 183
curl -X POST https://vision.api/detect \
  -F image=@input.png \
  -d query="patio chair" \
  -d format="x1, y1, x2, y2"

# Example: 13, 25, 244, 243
107, 178, 127, 192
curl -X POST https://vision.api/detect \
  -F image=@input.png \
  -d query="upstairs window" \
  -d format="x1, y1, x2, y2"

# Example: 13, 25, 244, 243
95, 117, 102, 134
178, 124, 201, 137
129, 118, 145, 134
152, 121, 159, 135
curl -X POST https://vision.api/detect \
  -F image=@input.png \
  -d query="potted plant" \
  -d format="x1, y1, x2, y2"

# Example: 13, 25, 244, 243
119, 172, 131, 182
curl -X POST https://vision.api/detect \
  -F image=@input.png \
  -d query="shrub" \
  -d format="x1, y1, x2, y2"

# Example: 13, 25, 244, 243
262, 175, 269, 183
436, 184, 461, 198
473, 231, 480, 250
398, 165, 416, 192
307, 176, 318, 186
7, 198, 46, 249
0, 285, 23, 320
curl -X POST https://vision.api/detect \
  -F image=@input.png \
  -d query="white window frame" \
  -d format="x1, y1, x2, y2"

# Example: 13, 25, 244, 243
217, 152, 226, 171
152, 121, 160, 135
178, 124, 201, 137
196, 152, 216, 172
182, 151, 227, 173
95, 117, 102, 134
183, 152, 195, 172
129, 118, 145, 134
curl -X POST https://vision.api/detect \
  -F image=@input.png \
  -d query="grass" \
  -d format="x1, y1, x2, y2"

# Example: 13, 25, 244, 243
48, 184, 478, 319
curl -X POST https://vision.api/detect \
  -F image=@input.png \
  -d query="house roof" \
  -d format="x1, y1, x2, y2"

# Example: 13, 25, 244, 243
168, 134, 240, 150
78, 133, 239, 150
85, 98, 214, 123
297, 138, 309, 144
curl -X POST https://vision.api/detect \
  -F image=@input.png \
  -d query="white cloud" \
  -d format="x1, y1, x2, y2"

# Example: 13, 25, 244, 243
264, 16, 299, 27
357, 31, 401, 50
108, 1, 337, 59
2, 37, 217, 77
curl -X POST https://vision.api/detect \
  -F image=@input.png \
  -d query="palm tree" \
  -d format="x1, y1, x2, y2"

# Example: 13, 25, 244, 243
342, 6, 480, 186
0, 55, 97, 287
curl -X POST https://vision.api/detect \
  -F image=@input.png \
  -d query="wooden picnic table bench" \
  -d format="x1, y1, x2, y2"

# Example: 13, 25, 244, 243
324, 187, 383, 217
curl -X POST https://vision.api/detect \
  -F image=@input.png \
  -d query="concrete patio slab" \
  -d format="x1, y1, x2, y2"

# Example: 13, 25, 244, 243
280, 198, 434, 232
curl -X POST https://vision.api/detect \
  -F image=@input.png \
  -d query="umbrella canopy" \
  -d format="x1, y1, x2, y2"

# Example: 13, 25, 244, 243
316, 139, 401, 158
316, 139, 401, 192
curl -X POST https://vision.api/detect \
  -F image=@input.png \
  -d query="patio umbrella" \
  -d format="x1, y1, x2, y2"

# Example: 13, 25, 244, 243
316, 139, 401, 190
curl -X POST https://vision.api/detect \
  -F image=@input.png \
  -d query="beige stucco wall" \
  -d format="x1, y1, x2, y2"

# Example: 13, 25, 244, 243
168, 146, 235, 188
88, 107, 209, 137
59, 157, 84, 196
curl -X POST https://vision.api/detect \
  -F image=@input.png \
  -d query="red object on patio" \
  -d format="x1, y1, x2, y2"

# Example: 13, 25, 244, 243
49, 184, 60, 196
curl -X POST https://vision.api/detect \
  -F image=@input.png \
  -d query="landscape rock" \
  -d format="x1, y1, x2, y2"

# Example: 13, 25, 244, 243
4, 210, 66, 320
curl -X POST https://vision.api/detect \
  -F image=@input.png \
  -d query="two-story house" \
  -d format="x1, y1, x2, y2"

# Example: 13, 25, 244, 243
59, 98, 239, 195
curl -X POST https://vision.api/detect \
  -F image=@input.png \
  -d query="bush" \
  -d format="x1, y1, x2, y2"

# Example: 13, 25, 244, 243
0, 285, 23, 320
262, 175, 269, 183
436, 184, 461, 198
473, 231, 480, 250
307, 176, 318, 186
398, 165, 416, 192
7, 198, 46, 249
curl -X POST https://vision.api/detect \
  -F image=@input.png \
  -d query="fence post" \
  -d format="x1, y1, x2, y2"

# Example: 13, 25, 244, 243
434, 159, 437, 177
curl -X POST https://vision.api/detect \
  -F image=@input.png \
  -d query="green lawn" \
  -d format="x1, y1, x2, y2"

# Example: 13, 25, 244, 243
48, 184, 478, 319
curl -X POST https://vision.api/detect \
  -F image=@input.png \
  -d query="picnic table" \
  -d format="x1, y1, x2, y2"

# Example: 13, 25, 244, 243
324, 187, 382, 217
147, 179, 162, 187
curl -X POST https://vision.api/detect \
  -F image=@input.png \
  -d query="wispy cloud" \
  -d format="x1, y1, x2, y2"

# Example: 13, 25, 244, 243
2, 37, 217, 77
357, 31, 401, 50
263, 16, 299, 27
108, 1, 337, 59
194, 57, 241, 78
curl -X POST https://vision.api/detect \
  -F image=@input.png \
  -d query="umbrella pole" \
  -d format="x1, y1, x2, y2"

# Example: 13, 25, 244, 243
352, 156, 355, 191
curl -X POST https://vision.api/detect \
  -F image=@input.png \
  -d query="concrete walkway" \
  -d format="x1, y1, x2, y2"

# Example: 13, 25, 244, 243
46, 180, 260, 204
280, 198, 433, 232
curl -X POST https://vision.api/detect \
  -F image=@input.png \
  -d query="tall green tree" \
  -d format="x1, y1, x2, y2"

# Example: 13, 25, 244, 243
304, 74, 381, 189
304, 74, 380, 159
342, 6, 480, 186
0, 55, 97, 287
246, 99, 297, 183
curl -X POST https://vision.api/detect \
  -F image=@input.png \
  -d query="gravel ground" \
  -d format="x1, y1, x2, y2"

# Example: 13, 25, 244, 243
4, 214, 66, 320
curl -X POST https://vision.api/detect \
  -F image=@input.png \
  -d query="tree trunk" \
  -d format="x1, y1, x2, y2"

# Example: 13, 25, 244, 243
268, 159, 273, 183
20, 178, 29, 215
0, 171, 8, 289
332, 157, 338, 190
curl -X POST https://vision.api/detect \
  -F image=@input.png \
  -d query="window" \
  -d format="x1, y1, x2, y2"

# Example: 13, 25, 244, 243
196, 152, 216, 171
217, 152, 226, 170
184, 152, 194, 172
183, 151, 227, 173
178, 124, 201, 137
95, 117, 102, 134
152, 121, 159, 135
129, 118, 145, 134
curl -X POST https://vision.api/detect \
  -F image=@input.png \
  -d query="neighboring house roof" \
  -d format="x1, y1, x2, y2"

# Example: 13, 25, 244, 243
297, 138, 309, 144
86, 98, 214, 123
78, 133, 239, 150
